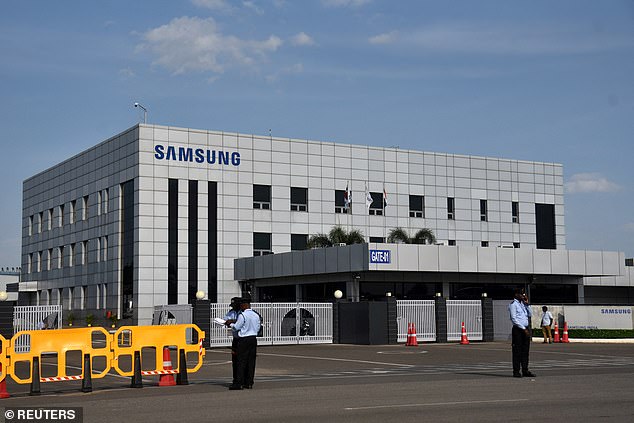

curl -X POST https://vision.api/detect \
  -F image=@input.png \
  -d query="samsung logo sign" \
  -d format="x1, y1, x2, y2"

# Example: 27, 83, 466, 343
370, 249, 391, 264
154, 145, 241, 166
600, 309, 632, 315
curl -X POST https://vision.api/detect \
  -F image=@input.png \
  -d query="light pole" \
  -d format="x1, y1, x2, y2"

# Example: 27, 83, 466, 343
133, 102, 148, 124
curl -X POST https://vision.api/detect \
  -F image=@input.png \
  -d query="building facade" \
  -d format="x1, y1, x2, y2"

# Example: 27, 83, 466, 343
21, 124, 629, 325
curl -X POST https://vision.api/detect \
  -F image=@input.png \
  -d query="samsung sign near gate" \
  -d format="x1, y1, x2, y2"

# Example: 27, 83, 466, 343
564, 305, 634, 330
370, 249, 391, 264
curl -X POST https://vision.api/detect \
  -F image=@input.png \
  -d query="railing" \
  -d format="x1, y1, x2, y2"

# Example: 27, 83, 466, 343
13, 305, 63, 353
447, 300, 483, 341
208, 302, 333, 347
396, 300, 436, 342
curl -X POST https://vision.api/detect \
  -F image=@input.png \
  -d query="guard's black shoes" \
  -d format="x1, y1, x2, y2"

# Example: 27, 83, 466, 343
522, 371, 536, 377
513, 372, 522, 378
228, 385, 243, 390
243, 385, 253, 389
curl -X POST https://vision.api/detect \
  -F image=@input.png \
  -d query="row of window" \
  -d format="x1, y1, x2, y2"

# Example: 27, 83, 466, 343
27, 189, 109, 236
254, 185, 521, 222
26, 236, 108, 273
38, 284, 108, 311
253, 232, 521, 256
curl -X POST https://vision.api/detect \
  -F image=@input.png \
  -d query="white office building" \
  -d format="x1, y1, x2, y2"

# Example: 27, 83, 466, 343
20, 124, 633, 324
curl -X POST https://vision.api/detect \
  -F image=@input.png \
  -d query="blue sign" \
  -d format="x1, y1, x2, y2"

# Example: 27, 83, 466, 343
370, 249, 391, 264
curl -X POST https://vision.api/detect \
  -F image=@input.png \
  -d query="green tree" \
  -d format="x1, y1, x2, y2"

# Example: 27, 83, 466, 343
387, 227, 436, 245
307, 226, 366, 249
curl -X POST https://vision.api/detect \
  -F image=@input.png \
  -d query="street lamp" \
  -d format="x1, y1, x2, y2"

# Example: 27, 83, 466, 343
0, 291, 7, 301
133, 102, 148, 124
195, 290, 206, 300
334, 290, 343, 299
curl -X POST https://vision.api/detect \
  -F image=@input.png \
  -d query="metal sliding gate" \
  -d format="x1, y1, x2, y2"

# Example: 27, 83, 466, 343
208, 302, 333, 347
447, 300, 483, 341
396, 300, 436, 342
13, 305, 63, 352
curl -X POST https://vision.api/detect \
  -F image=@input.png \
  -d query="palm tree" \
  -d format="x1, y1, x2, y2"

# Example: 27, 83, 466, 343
307, 226, 366, 249
387, 227, 436, 245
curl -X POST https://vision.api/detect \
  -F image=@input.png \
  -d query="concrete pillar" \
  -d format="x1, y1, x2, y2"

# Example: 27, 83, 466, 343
435, 296, 447, 343
386, 297, 398, 345
0, 302, 15, 338
577, 283, 585, 304
481, 297, 494, 342
192, 300, 211, 348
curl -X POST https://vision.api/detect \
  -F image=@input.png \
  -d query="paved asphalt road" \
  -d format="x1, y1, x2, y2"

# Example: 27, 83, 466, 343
3, 342, 634, 422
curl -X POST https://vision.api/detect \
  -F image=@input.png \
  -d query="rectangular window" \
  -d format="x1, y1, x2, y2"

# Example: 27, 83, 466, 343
70, 200, 76, 224
369, 237, 384, 243
512, 201, 519, 223
481, 241, 489, 247
291, 234, 308, 251
81, 286, 87, 310
208, 181, 218, 303
188, 180, 198, 304
103, 236, 108, 261
290, 187, 308, 212
81, 241, 87, 265
103, 189, 109, 214
47, 248, 53, 270
334, 190, 350, 214
59, 204, 64, 227
253, 232, 272, 256
480, 199, 488, 222
448, 240, 456, 246
69, 244, 74, 267
96, 238, 101, 263
168, 179, 178, 305
447, 197, 455, 220
409, 195, 425, 218
28, 253, 33, 274
368, 192, 384, 216
48, 208, 54, 230
513, 242, 521, 248
535, 203, 556, 249
253, 184, 271, 209
97, 191, 102, 216
37, 251, 42, 272
58, 246, 64, 268
102, 284, 107, 310
82, 195, 89, 220
122, 180, 135, 315
38, 212, 43, 233
28, 215, 33, 236
68, 287, 74, 311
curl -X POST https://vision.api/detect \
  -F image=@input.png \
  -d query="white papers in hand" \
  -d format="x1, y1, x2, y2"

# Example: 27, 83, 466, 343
213, 317, 226, 326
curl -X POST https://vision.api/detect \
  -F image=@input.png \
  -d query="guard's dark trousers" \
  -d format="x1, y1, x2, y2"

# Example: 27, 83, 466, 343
511, 326, 531, 374
236, 336, 257, 387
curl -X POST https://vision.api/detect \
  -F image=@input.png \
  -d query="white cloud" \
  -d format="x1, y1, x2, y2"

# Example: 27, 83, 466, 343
565, 173, 620, 194
369, 31, 397, 45
266, 62, 304, 82
191, 0, 230, 10
118, 68, 136, 79
243, 1, 264, 15
395, 23, 633, 55
290, 32, 315, 46
322, 0, 371, 7
139, 17, 282, 75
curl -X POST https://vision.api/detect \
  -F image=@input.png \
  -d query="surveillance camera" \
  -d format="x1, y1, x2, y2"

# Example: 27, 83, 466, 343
134, 102, 139, 108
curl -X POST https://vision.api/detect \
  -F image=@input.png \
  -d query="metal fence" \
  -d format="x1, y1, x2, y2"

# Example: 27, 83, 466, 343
152, 304, 193, 325
396, 300, 436, 342
208, 302, 333, 347
447, 300, 483, 341
13, 305, 63, 352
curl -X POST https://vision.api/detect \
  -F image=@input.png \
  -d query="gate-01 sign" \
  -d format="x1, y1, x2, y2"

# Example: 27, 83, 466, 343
370, 249, 391, 264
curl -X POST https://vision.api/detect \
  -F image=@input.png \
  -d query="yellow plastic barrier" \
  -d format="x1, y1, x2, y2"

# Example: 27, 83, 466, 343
0, 334, 7, 382
8, 327, 112, 384
111, 324, 205, 377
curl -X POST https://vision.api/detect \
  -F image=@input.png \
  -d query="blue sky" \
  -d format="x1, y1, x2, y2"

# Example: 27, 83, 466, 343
1, 0, 633, 266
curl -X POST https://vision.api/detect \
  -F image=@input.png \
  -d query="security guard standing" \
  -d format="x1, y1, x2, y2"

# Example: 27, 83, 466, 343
223, 297, 242, 387
509, 288, 536, 378
228, 297, 261, 390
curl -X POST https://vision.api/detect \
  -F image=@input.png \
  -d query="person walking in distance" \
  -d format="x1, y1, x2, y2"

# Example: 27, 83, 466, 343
509, 288, 536, 378
223, 297, 242, 387
541, 306, 554, 344
228, 297, 261, 390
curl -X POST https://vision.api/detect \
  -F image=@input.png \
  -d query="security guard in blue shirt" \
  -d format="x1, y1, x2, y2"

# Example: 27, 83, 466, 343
228, 297, 261, 390
509, 288, 536, 378
223, 297, 242, 387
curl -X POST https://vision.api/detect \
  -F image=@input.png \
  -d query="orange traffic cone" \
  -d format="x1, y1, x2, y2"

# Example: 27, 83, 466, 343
0, 363, 9, 398
406, 322, 418, 346
561, 321, 570, 343
158, 347, 176, 386
460, 321, 470, 345
553, 322, 560, 343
